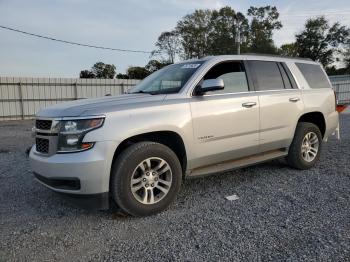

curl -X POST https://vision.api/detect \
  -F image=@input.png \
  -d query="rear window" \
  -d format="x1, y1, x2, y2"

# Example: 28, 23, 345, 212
295, 63, 331, 89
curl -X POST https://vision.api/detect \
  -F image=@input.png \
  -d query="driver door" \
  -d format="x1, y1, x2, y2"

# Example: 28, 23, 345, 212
190, 61, 260, 169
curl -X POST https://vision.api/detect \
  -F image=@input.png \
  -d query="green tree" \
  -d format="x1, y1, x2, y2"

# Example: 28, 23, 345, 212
208, 7, 249, 55
145, 60, 171, 73
152, 31, 181, 63
344, 43, 350, 71
247, 6, 282, 54
174, 7, 250, 58
176, 9, 212, 59
295, 16, 350, 67
127, 66, 150, 79
79, 70, 95, 78
116, 73, 129, 79
325, 65, 349, 75
278, 43, 298, 57
91, 62, 116, 79
80, 62, 116, 79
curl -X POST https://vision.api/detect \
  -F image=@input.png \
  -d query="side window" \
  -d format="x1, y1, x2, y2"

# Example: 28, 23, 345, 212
247, 61, 285, 91
295, 63, 332, 89
277, 63, 292, 89
280, 63, 298, 89
203, 61, 249, 94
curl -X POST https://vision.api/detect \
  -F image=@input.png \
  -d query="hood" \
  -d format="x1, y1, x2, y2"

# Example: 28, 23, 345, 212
36, 94, 166, 118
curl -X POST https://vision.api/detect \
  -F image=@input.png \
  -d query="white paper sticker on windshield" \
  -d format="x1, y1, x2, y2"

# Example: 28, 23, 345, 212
181, 63, 201, 69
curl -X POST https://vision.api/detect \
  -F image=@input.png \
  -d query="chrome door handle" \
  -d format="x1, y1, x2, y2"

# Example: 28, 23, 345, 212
242, 102, 257, 108
289, 97, 300, 102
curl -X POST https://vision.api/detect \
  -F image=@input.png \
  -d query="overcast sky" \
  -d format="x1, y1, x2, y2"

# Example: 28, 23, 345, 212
0, 0, 349, 77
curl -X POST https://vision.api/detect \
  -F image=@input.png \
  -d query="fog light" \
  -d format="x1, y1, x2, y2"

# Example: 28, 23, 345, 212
66, 135, 79, 145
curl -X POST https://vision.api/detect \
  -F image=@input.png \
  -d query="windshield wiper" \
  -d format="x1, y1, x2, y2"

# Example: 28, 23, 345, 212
128, 90, 156, 95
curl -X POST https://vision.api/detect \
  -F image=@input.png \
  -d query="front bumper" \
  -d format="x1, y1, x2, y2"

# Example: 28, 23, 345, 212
29, 140, 118, 208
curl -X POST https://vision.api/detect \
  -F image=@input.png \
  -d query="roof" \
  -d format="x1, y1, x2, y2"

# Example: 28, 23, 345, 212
182, 54, 318, 65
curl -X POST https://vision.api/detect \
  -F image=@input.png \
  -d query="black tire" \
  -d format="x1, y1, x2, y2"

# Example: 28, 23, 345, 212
110, 142, 182, 216
287, 122, 322, 170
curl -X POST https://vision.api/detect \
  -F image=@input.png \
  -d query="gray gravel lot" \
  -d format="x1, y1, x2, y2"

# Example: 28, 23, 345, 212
1, 115, 350, 261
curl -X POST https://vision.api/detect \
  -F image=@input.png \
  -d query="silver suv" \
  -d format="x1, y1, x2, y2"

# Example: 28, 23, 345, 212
30, 55, 339, 216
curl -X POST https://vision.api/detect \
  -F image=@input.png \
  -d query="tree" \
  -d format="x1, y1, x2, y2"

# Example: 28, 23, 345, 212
174, 7, 250, 58
344, 43, 350, 70
79, 70, 95, 78
152, 31, 181, 63
325, 65, 349, 75
247, 6, 282, 54
176, 9, 212, 59
80, 62, 117, 79
145, 60, 171, 73
127, 66, 150, 79
91, 62, 116, 79
116, 73, 129, 79
278, 43, 298, 57
208, 7, 249, 55
295, 16, 350, 67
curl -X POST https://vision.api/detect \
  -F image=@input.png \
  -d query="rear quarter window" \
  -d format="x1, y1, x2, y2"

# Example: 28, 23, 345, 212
295, 63, 331, 89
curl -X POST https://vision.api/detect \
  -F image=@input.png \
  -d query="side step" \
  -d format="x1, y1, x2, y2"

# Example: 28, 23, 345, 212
187, 149, 288, 178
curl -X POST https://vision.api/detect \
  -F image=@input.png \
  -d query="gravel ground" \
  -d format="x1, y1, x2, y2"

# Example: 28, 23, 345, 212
0, 115, 350, 261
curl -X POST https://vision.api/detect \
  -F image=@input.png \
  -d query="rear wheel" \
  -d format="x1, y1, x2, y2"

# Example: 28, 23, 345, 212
110, 142, 182, 216
287, 122, 322, 170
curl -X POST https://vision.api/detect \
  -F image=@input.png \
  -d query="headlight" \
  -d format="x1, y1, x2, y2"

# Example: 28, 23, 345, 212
57, 117, 104, 153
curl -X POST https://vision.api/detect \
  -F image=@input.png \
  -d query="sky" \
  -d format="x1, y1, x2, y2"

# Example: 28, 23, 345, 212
0, 0, 350, 78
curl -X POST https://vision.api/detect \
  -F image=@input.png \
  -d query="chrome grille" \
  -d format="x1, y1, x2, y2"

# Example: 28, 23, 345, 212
35, 119, 52, 130
36, 138, 49, 154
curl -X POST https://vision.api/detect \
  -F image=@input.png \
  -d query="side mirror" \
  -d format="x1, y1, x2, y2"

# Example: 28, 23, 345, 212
194, 79, 224, 96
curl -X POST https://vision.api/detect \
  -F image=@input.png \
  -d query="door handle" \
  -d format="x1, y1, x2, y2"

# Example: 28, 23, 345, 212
242, 102, 257, 108
289, 97, 300, 102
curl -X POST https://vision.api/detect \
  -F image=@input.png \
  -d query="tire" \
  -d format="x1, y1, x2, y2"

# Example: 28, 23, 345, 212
110, 142, 182, 216
287, 122, 322, 170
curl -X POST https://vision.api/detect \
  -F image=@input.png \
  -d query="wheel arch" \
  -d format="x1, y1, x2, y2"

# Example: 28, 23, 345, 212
111, 131, 188, 176
297, 111, 326, 137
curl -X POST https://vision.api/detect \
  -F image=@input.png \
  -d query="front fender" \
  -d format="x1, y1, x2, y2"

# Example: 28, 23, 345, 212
83, 102, 195, 161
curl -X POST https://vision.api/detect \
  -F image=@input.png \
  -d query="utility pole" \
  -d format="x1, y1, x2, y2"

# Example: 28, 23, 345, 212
235, 16, 246, 55
235, 24, 241, 55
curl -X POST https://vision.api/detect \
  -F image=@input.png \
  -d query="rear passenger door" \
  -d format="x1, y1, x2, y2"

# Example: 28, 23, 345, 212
246, 60, 304, 152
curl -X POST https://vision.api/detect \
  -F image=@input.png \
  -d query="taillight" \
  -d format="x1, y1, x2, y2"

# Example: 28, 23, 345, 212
337, 105, 347, 113
334, 89, 348, 113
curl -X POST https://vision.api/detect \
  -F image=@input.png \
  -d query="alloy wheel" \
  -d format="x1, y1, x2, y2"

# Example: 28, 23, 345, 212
301, 132, 319, 162
130, 157, 172, 205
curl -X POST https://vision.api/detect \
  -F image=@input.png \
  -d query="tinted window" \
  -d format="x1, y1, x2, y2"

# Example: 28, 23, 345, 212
203, 61, 249, 94
248, 61, 284, 91
296, 63, 331, 89
278, 63, 292, 89
281, 63, 298, 89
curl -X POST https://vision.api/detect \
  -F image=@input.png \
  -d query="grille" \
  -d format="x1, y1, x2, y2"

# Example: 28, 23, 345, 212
35, 119, 52, 130
36, 138, 49, 154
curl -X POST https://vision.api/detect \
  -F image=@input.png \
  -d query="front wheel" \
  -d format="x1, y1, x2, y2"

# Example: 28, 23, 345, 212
110, 142, 182, 216
287, 122, 322, 170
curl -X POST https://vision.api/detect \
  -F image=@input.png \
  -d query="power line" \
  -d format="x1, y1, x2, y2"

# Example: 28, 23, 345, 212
0, 25, 152, 54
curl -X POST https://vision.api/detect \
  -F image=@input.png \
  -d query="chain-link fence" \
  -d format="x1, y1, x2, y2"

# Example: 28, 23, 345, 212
329, 75, 350, 105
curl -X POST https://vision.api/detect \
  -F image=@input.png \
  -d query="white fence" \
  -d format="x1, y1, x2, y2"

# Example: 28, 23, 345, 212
0, 77, 140, 120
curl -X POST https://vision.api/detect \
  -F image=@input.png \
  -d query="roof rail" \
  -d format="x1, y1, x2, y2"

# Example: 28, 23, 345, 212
242, 53, 314, 61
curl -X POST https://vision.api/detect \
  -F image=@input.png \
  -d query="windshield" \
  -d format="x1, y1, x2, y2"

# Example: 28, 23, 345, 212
129, 61, 204, 94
